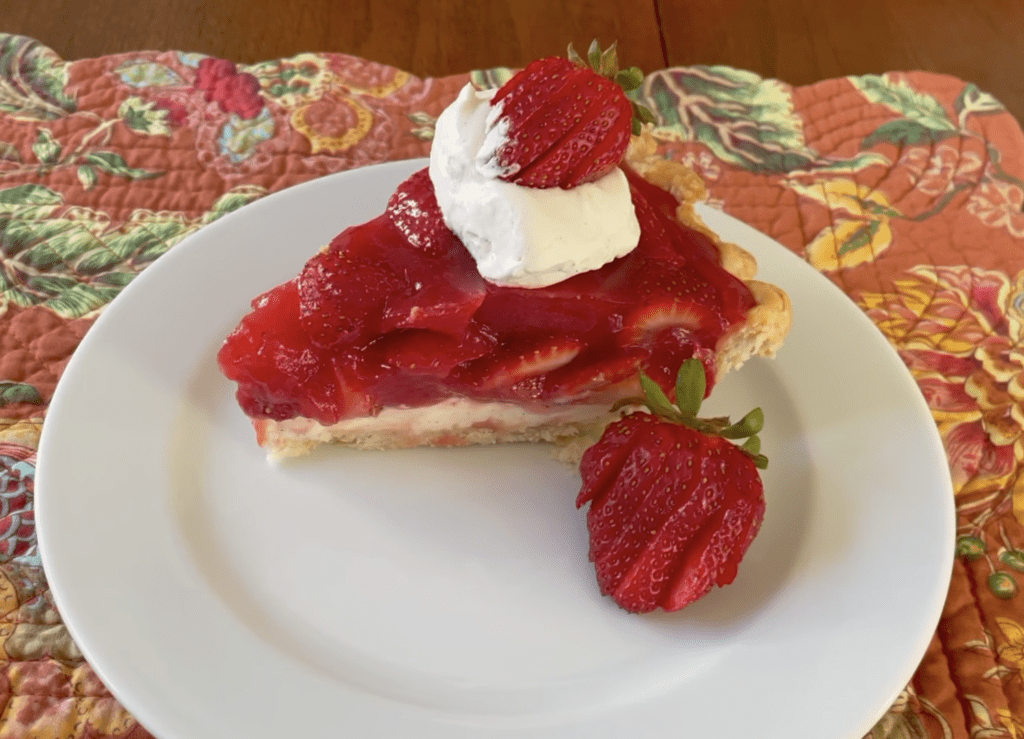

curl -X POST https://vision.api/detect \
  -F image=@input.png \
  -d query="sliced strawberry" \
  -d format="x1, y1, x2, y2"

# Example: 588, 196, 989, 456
296, 225, 406, 348
626, 167, 756, 319
662, 491, 764, 611
453, 337, 583, 393
219, 278, 349, 424
382, 268, 486, 337
590, 418, 707, 593
217, 98, 767, 432
546, 350, 643, 402
619, 300, 720, 348
485, 43, 643, 190
576, 359, 768, 613
612, 441, 758, 611
577, 410, 649, 506
364, 329, 495, 376
385, 168, 459, 258
581, 422, 669, 562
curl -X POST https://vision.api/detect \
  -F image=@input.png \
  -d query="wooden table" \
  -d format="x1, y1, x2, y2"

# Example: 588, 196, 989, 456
3, 0, 1022, 123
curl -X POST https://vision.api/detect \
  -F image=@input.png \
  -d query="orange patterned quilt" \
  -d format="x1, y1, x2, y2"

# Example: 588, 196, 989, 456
0, 33, 1022, 738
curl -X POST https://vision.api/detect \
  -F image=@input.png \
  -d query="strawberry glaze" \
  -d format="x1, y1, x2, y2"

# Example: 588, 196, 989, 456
217, 166, 756, 426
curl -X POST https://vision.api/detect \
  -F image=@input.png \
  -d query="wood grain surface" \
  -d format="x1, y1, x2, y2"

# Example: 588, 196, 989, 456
1, 0, 1021, 123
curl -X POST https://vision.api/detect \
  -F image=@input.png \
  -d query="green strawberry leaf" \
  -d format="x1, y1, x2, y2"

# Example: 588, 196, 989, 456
629, 360, 769, 468
639, 370, 680, 420
615, 67, 644, 91
587, 40, 603, 71
674, 358, 705, 416
721, 408, 765, 439
598, 42, 618, 77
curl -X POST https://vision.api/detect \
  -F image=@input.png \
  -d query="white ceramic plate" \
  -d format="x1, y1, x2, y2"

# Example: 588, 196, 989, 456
37, 159, 955, 739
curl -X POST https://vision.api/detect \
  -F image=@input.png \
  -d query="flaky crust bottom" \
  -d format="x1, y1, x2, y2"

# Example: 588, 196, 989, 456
257, 134, 793, 458
256, 416, 606, 462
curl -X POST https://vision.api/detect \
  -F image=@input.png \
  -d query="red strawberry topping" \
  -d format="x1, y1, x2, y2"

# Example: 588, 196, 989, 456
485, 41, 653, 190
576, 359, 767, 613
385, 168, 457, 258
297, 238, 404, 349
217, 161, 757, 426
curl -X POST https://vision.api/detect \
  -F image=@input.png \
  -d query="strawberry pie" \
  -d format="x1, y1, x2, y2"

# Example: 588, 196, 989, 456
217, 46, 792, 459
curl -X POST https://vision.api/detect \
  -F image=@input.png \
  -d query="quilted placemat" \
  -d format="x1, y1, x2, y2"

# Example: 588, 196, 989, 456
0, 33, 1022, 738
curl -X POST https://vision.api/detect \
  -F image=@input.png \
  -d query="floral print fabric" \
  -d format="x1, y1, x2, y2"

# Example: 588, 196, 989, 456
0, 34, 1021, 739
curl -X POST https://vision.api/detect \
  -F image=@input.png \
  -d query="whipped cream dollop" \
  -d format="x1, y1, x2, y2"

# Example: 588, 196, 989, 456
428, 83, 641, 288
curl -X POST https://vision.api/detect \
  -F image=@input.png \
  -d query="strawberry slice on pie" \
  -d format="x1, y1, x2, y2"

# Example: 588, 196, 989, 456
217, 46, 792, 458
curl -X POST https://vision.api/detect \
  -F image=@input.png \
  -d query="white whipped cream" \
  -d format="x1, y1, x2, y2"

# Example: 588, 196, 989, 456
428, 83, 641, 288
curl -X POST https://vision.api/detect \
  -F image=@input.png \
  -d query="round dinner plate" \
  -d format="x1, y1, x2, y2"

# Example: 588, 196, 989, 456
37, 159, 955, 739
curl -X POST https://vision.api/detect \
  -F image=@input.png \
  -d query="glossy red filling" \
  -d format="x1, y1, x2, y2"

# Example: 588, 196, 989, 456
217, 166, 756, 426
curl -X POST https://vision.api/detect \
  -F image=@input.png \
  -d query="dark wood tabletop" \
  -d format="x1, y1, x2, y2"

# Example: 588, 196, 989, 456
3, 0, 1022, 123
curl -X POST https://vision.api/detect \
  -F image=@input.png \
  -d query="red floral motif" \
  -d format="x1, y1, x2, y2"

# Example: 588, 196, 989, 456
967, 165, 1024, 238
898, 144, 983, 196
859, 266, 1024, 506
193, 57, 263, 119
153, 96, 187, 126
0, 443, 35, 562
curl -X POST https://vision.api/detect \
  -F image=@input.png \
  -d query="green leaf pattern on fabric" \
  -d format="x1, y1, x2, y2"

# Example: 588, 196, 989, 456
82, 151, 163, 180
851, 74, 959, 148
117, 96, 174, 136
955, 83, 1005, 127
0, 183, 264, 317
217, 108, 275, 163
114, 59, 184, 88
0, 36, 76, 121
641, 66, 887, 174
853, 75, 957, 131
0, 381, 43, 406
31, 129, 61, 165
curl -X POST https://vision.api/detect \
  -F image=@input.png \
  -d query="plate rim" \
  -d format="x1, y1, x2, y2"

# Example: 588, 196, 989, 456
35, 158, 956, 739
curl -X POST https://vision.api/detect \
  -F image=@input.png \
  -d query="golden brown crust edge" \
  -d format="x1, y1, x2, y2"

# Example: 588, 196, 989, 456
624, 129, 793, 377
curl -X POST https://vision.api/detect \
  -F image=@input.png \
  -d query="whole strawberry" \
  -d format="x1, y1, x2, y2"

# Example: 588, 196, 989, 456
576, 359, 768, 613
483, 40, 656, 189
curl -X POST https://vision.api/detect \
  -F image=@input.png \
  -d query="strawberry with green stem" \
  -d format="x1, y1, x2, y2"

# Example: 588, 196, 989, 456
576, 358, 768, 613
482, 40, 657, 190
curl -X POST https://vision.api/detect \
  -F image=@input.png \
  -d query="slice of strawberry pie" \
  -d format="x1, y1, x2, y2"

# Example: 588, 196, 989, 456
217, 46, 792, 459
